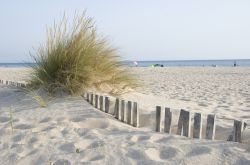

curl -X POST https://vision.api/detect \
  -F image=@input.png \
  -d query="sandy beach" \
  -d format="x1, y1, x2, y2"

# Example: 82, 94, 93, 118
0, 67, 250, 164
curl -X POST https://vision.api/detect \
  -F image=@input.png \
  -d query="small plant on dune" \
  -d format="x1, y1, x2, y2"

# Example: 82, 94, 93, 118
8, 107, 14, 134
23, 88, 47, 108
29, 12, 137, 95
75, 148, 80, 153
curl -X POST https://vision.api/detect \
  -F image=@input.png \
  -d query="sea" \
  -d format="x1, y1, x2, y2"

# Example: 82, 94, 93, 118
1, 59, 250, 67
124, 59, 250, 67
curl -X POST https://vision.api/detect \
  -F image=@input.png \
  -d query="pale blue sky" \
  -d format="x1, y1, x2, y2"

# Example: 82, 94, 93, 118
0, 0, 250, 62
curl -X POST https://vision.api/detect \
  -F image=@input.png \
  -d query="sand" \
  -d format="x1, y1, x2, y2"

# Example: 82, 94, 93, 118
0, 67, 250, 165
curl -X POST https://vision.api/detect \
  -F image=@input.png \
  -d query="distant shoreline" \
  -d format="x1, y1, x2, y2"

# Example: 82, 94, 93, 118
1, 59, 250, 67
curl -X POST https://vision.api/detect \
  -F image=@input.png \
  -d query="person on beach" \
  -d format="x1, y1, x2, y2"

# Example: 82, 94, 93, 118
234, 61, 237, 67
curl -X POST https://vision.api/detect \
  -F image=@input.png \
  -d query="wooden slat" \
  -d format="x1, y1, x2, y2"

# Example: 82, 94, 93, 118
120, 100, 125, 121
87, 93, 90, 102
177, 109, 191, 137
193, 113, 202, 139
164, 107, 172, 133
233, 120, 243, 143
205, 114, 216, 140
99, 96, 103, 111
156, 106, 161, 132
133, 102, 139, 127
104, 96, 110, 113
114, 98, 119, 119
90, 93, 94, 105
127, 101, 132, 124
95, 95, 98, 108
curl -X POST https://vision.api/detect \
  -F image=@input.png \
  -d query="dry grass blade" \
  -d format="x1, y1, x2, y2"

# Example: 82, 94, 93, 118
9, 107, 14, 134
22, 88, 47, 107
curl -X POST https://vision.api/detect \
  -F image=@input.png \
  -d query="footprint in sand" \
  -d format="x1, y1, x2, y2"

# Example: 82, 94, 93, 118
59, 142, 75, 153
27, 148, 39, 156
12, 134, 24, 142
155, 136, 175, 143
88, 155, 105, 162
87, 140, 105, 149
10, 143, 24, 153
145, 146, 180, 161
41, 126, 56, 132
53, 159, 71, 165
7, 153, 19, 163
33, 155, 49, 165
159, 147, 179, 159
0, 142, 9, 150
0, 116, 9, 123
145, 148, 162, 161
74, 128, 89, 136
129, 135, 151, 142
15, 124, 33, 130
28, 136, 38, 144
186, 146, 211, 157
39, 117, 51, 123
138, 135, 151, 141
70, 117, 86, 122
126, 149, 148, 160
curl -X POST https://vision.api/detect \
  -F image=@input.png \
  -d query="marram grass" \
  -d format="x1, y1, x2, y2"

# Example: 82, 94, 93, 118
29, 12, 137, 95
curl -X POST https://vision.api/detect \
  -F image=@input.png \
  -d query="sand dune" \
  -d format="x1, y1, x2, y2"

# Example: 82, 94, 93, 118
0, 67, 250, 164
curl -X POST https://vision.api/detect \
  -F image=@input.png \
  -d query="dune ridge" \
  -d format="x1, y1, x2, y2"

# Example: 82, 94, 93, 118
0, 67, 250, 164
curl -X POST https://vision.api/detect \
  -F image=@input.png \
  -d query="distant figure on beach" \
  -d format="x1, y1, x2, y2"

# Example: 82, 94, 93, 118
152, 64, 164, 67
234, 61, 237, 67
133, 61, 138, 67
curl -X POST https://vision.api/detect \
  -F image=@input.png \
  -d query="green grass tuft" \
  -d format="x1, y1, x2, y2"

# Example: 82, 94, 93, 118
8, 107, 14, 134
29, 12, 137, 95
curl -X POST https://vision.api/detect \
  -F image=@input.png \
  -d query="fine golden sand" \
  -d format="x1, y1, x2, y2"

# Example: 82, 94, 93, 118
0, 67, 250, 164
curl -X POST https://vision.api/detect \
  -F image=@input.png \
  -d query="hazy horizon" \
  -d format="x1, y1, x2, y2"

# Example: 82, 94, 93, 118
0, 0, 250, 62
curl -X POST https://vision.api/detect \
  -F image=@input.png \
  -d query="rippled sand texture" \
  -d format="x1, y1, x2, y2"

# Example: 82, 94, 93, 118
130, 67, 250, 125
0, 86, 250, 165
0, 67, 250, 164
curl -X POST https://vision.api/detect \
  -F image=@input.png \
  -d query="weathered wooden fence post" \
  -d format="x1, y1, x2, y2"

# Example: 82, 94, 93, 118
193, 113, 202, 139
164, 107, 172, 133
232, 120, 244, 143
90, 93, 94, 105
156, 106, 161, 132
114, 98, 120, 119
99, 96, 103, 111
177, 109, 191, 137
120, 100, 125, 121
104, 96, 110, 113
95, 94, 98, 108
205, 114, 216, 140
127, 101, 132, 124
133, 102, 139, 127
87, 93, 90, 102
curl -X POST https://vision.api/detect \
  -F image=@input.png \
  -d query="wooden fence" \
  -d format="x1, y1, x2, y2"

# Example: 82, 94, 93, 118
0, 79, 26, 87
83, 92, 246, 143
83, 92, 139, 127
155, 106, 246, 143
1, 80, 246, 143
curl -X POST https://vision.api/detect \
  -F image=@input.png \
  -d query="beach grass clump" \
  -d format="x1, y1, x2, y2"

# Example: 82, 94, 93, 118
30, 12, 136, 95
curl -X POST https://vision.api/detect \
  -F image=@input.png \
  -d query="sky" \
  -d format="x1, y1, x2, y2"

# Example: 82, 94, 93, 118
0, 0, 250, 62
